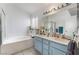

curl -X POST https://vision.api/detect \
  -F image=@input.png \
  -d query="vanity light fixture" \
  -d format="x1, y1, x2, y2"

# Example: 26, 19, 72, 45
53, 8, 56, 10
58, 6, 60, 9
62, 4, 64, 8
66, 3, 71, 6
63, 3, 67, 7
43, 3, 71, 15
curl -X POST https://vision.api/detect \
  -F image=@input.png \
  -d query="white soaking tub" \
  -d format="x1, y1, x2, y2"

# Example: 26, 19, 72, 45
1, 36, 33, 55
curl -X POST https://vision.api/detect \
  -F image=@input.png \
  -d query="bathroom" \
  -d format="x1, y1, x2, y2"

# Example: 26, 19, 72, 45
0, 3, 79, 55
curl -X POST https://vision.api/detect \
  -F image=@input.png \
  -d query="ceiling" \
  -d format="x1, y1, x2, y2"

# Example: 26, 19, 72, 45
12, 3, 61, 15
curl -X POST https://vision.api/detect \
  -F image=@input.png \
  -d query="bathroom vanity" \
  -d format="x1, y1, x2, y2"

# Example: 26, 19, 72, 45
33, 35, 70, 55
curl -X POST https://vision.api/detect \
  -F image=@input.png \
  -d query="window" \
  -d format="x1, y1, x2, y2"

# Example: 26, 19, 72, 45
31, 16, 38, 29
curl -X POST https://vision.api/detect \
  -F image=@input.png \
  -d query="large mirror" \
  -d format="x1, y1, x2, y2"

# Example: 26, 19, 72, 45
38, 4, 77, 39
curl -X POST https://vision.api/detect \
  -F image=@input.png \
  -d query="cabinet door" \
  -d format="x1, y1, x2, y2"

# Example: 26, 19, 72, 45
43, 39, 49, 55
33, 36, 42, 54
49, 47, 53, 55
35, 36, 42, 41
43, 49, 48, 55
35, 40, 42, 53
43, 43, 49, 55
49, 47, 65, 55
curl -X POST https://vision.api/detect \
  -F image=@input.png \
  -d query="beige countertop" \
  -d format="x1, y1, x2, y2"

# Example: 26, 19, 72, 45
32, 35, 70, 46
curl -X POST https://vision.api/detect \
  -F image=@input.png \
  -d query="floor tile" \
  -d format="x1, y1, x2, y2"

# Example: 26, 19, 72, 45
15, 48, 39, 55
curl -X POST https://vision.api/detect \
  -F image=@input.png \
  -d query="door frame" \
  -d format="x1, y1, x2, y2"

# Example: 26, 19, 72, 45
0, 8, 6, 45
0, 9, 2, 45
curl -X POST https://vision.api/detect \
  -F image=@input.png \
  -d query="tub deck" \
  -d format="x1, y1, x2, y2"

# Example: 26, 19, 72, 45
1, 36, 33, 55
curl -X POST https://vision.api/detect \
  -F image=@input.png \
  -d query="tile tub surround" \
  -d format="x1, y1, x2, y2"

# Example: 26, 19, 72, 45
1, 36, 33, 55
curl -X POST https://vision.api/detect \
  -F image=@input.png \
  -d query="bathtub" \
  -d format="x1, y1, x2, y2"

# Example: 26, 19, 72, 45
1, 36, 33, 55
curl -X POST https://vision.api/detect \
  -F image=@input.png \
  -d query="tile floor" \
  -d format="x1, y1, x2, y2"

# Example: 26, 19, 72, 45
13, 48, 39, 55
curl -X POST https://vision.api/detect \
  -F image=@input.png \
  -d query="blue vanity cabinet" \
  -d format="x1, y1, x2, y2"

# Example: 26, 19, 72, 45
33, 36, 43, 54
33, 36, 68, 55
42, 39, 49, 55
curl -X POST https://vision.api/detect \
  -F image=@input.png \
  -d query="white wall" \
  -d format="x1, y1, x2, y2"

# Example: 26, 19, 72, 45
65, 15, 77, 38
0, 4, 31, 41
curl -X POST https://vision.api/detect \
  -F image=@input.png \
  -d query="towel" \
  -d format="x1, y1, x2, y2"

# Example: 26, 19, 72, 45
67, 40, 77, 55
0, 39, 2, 45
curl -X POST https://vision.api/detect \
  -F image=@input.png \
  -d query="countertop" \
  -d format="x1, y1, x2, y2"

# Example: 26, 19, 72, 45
32, 35, 70, 46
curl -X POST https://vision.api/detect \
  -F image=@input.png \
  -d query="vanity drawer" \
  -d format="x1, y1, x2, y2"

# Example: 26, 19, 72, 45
43, 39, 49, 44
35, 40, 42, 53
49, 47, 53, 55
34, 36, 42, 41
43, 42, 49, 55
50, 41, 67, 52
